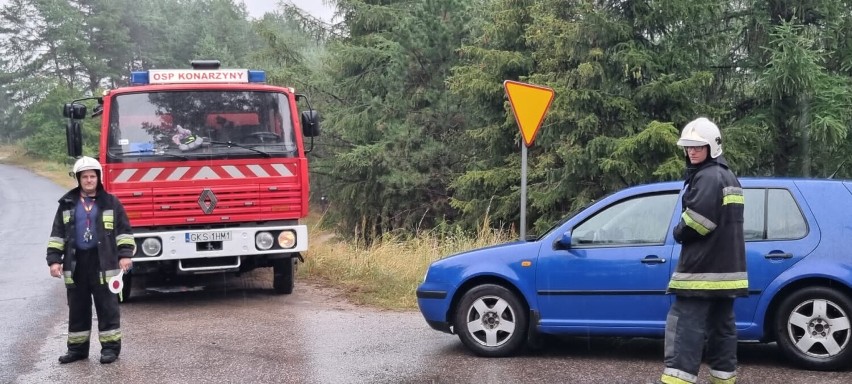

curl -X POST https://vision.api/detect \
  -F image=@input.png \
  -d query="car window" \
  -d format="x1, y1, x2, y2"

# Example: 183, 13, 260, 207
571, 193, 678, 246
766, 189, 807, 239
743, 189, 765, 240
742, 188, 807, 241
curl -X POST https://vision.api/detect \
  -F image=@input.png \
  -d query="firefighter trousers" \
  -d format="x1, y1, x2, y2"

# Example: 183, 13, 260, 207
661, 296, 737, 384
65, 248, 121, 356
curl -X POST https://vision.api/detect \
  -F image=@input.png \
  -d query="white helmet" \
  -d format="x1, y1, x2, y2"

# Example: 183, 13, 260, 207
676, 117, 723, 158
73, 156, 102, 174
73, 155, 103, 185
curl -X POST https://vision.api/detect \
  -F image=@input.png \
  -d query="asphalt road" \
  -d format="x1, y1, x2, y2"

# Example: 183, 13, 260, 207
2, 163, 852, 384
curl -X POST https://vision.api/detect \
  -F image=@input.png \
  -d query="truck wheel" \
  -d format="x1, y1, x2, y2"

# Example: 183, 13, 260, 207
775, 286, 852, 370
272, 258, 294, 295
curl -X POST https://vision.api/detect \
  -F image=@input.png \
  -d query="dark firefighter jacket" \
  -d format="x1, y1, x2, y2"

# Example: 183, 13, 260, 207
46, 184, 135, 286
668, 155, 748, 298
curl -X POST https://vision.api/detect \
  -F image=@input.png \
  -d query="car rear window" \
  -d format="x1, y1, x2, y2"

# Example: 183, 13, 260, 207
743, 188, 807, 241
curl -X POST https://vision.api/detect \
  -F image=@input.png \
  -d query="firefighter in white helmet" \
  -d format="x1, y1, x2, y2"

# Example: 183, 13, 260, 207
46, 156, 135, 364
657, 118, 747, 384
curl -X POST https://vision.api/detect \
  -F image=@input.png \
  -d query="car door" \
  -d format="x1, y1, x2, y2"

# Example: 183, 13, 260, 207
536, 192, 679, 332
734, 186, 819, 326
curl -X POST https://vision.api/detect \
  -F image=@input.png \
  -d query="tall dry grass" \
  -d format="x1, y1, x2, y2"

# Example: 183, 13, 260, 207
301, 211, 515, 310
2, 144, 514, 310
0, 145, 76, 188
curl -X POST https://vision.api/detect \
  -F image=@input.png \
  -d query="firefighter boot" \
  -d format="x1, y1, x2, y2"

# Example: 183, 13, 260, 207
58, 352, 88, 364
100, 351, 118, 364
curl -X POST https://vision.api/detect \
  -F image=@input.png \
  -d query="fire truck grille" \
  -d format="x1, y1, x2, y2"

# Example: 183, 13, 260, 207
120, 184, 303, 224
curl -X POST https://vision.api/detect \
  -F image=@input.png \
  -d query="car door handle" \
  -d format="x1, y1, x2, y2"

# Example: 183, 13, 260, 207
764, 252, 793, 260
641, 256, 666, 264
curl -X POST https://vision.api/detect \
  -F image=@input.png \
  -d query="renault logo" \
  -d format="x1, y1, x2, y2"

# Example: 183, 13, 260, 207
198, 188, 218, 214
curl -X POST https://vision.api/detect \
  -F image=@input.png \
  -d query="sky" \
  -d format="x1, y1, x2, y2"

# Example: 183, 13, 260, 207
241, 0, 335, 22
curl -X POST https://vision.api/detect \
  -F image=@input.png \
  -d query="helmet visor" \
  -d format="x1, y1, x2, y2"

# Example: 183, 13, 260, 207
676, 138, 708, 147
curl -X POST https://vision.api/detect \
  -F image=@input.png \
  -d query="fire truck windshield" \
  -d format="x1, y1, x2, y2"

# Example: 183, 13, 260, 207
106, 90, 297, 162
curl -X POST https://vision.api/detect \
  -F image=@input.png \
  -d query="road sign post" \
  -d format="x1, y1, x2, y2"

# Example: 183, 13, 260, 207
503, 80, 555, 240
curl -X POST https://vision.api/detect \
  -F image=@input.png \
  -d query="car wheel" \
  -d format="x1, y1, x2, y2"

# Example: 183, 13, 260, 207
775, 287, 852, 370
454, 284, 528, 357
272, 257, 294, 295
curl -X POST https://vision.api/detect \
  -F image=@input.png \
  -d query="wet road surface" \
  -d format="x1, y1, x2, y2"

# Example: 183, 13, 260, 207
2, 164, 852, 383
0, 164, 69, 382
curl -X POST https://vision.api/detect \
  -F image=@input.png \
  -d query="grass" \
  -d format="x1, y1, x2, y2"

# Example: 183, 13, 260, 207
0, 144, 513, 310
302, 212, 514, 309
0, 145, 77, 188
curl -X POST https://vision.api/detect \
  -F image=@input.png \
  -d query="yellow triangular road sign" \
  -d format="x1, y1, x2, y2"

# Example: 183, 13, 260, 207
504, 80, 555, 147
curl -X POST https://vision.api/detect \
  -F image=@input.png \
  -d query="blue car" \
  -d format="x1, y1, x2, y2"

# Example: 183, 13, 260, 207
417, 178, 852, 370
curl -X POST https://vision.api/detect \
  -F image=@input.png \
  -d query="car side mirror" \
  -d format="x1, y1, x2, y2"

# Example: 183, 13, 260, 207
555, 232, 573, 250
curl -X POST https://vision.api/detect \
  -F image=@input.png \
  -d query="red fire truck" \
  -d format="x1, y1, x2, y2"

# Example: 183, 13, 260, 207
62, 60, 320, 298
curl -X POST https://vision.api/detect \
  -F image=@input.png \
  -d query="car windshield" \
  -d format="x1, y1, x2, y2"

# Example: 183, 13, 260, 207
106, 91, 297, 162
534, 200, 597, 241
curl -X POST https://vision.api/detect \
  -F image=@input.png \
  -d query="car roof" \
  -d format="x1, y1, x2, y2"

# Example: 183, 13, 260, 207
620, 177, 851, 195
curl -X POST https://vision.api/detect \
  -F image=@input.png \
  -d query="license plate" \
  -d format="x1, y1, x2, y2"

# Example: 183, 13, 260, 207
185, 231, 232, 243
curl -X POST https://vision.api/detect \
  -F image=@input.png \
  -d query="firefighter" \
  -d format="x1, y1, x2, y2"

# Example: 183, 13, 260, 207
658, 118, 747, 384
46, 156, 135, 364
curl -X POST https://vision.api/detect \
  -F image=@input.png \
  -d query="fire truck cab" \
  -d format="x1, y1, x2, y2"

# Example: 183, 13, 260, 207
62, 60, 320, 298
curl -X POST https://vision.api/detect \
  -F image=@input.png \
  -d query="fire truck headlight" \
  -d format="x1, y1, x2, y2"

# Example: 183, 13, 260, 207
277, 230, 296, 249
141, 238, 162, 256
255, 232, 274, 250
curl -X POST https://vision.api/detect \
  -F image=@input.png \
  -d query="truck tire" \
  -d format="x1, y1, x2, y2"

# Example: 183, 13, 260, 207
272, 257, 294, 295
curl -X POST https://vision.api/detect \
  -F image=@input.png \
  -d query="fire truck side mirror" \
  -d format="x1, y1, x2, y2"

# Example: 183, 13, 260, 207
62, 103, 87, 120
301, 110, 321, 137
66, 121, 82, 158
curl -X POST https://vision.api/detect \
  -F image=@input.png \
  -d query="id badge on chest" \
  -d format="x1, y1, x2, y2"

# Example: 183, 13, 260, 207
80, 195, 96, 243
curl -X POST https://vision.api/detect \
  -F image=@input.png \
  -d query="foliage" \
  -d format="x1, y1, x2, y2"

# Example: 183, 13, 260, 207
316, 0, 476, 242
21, 85, 97, 162
741, 1, 852, 177
4, 0, 852, 243
448, 0, 721, 232
0, 0, 286, 152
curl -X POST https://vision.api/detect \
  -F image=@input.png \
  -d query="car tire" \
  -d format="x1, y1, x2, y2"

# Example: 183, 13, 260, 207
272, 257, 294, 295
775, 286, 852, 370
454, 284, 528, 357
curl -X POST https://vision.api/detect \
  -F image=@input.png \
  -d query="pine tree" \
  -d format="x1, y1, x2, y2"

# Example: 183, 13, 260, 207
318, 0, 475, 241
